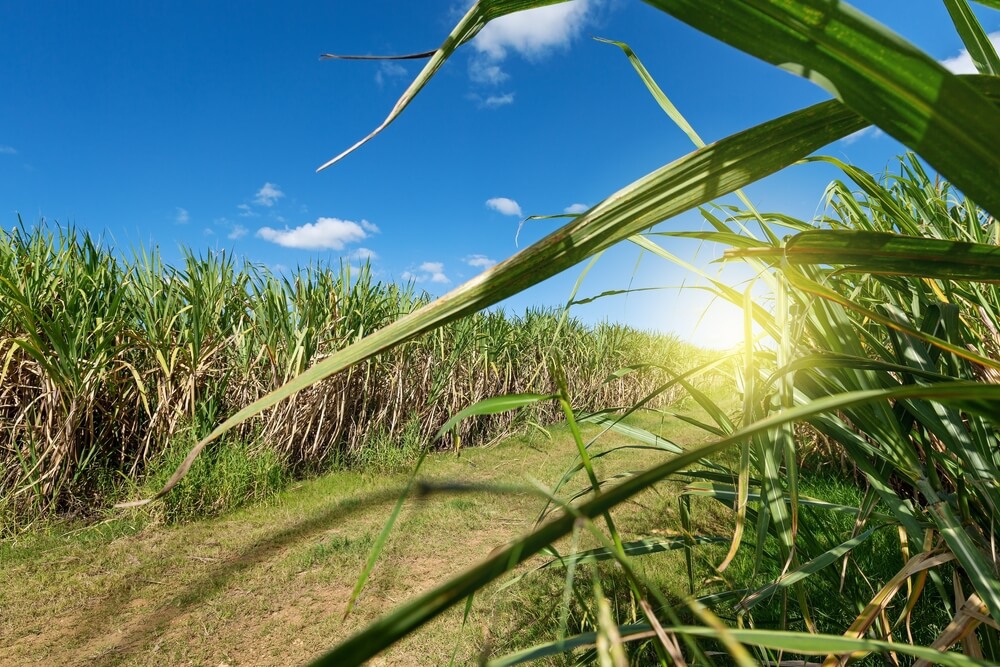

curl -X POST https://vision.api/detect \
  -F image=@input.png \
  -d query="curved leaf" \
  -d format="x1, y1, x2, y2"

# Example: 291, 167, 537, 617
943, 0, 1000, 75
647, 0, 1000, 217
316, 0, 573, 171
119, 90, 873, 509
729, 230, 1000, 282
435, 393, 557, 439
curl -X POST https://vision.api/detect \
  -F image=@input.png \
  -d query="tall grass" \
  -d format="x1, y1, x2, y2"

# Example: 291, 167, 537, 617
668, 153, 1000, 648
0, 222, 698, 529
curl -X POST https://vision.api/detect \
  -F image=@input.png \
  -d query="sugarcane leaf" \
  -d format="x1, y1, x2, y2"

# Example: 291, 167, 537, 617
738, 527, 880, 610
343, 449, 429, 618
317, 0, 574, 171
487, 624, 655, 667
120, 91, 878, 509
570, 285, 680, 305
942, 0, 1000, 75
501, 535, 728, 592
672, 627, 995, 667
729, 230, 1000, 282
486, 623, 998, 667
782, 262, 1000, 374
646, 0, 1000, 218
435, 393, 558, 439
576, 412, 683, 453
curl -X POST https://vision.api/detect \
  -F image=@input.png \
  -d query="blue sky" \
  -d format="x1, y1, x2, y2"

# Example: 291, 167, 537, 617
2, 1, 997, 346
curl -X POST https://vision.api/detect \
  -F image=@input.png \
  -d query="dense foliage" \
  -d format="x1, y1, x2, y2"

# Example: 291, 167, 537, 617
0, 224, 697, 529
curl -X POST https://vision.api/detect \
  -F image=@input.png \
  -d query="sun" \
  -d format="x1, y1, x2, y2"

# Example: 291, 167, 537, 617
687, 298, 752, 350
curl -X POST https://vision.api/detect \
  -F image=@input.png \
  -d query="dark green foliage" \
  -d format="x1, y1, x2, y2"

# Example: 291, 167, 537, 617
139, 429, 289, 523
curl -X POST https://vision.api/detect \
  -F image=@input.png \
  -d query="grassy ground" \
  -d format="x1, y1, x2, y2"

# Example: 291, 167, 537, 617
1, 414, 726, 666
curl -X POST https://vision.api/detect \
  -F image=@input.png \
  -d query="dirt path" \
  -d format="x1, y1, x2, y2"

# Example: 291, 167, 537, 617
2, 422, 711, 666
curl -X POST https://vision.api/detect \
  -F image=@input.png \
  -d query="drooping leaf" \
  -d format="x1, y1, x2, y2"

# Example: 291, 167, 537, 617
343, 449, 429, 618
435, 393, 557, 439
121, 91, 881, 509
501, 535, 728, 590
729, 230, 1000, 282
671, 626, 994, 667
645, 0, 1000, 218
576, 412, 683, 453
316, 0, 575, 171
738, 527, 880, 611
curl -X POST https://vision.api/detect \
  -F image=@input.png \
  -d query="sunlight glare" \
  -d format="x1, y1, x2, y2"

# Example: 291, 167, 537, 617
688, 298, 752, 350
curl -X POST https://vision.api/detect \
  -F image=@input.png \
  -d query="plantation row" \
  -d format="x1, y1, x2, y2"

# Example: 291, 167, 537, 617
0, 224, 700, 524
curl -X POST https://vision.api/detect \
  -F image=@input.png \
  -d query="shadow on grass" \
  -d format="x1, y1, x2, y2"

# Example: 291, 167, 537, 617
80, 489, 395, 666
77, 480, 530, 666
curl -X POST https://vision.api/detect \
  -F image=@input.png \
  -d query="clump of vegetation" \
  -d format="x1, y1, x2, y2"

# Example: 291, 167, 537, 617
138, 427, 289, 523
348, 418, 426, 474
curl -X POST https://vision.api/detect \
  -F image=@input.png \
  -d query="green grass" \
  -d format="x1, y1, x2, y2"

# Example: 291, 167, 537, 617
345, 417, 425, 474
720, 474, 954, 646
1, 414, 719, 666
291, 532, 377, 572
138, 429, 290, 524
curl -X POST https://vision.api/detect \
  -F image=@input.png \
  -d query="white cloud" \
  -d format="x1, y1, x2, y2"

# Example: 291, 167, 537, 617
420, 261, 450, 283
405, 261, 450, 284
0, 145, 16, 155
237, 203, 258, 217
465, 254, 497, 269
842, 128, 867, 144
465, 1, 594, 98
466, 92, 516, 108
213, 216, 248, 239
350, 247, 378, 261
253, 182, 285, 207
482, 93, 515, 108
175, 207, 190, 224
564, 203, 588, 214
486, 197, 522, 216
841, 126, 884, 145
375, 60, 408, 87
472, 1, 592, 61
257, 216, 376, 250
469, 56, 510, 85
941, 32, 1000, 74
